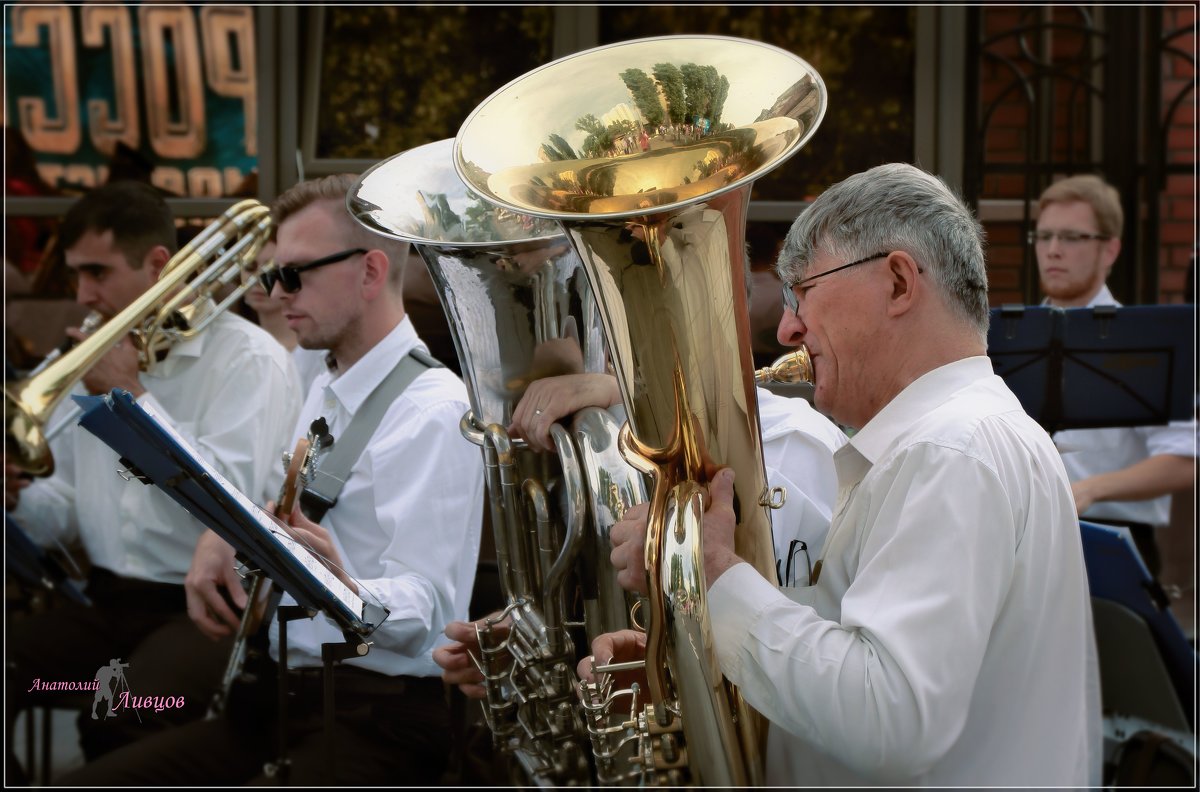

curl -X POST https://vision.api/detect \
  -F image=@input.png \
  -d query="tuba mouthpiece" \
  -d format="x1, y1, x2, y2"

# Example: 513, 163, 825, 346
754, 347, 813, 385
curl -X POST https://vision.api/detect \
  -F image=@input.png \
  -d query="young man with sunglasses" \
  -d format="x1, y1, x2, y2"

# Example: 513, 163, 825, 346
1032, 175, 1196, 578
4, 182, 301, 778
595, 163, 1100, 786
57, 174, 485, 785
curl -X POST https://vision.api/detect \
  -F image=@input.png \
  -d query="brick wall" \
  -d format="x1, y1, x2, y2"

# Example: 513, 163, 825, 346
1160, 6, 1196, 304
977, 6, 1196, 306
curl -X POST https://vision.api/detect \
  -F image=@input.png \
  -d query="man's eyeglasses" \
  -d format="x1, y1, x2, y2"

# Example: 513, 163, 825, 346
781, 252, 891, 315
258, 248, 367, 295
1027, 230, 1111, 246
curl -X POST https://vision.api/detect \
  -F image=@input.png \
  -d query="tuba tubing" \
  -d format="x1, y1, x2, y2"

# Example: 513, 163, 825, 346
454, 34, 827, 786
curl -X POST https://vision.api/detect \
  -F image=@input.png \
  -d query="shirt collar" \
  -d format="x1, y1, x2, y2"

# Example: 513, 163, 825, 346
1040, 283, 1120, 309
843, 356, 996, 470
325, 316, 422, 416
1085, 283, 1119, 307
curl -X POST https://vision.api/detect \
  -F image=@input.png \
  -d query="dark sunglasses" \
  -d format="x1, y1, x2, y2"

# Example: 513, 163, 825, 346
259, 248, 367, 294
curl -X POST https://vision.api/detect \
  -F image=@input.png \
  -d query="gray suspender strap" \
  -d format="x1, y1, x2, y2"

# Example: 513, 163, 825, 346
299, 348, 441, 522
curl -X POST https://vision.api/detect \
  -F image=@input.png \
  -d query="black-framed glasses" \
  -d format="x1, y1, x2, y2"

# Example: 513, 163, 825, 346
781, 251, 891, 314
1027, 230, 1110, 246
774, 539, 814, 587
258, 248, 367, 295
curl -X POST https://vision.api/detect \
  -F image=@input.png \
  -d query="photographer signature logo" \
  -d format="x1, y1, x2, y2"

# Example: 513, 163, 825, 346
91, 658, 131, 720
26, 658, 186, 721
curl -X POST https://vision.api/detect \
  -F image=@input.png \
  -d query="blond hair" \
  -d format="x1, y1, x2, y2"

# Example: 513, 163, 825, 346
272, 174, 409, 288
1037, 175, 1123, 239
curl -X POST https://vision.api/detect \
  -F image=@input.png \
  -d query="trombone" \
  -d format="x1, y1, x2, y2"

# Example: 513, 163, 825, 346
5, 200, 273, 477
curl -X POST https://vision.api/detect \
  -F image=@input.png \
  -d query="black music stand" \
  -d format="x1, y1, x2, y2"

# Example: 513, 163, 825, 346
987, 305, 1195, 432
74, 389, 387, 782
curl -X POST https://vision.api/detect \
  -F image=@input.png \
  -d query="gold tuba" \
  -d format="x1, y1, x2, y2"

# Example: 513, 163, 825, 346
5, 199, 273, 477
349, 138, 647, 785
455, 35, 825, 786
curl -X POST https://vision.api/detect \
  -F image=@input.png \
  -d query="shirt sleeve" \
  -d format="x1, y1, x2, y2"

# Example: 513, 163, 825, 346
709, 442, 1017, 780
1140, 420, 1197, 458
347, 397, 483, 657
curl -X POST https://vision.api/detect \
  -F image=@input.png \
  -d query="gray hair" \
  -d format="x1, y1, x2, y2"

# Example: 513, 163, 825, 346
776, 163, 990, 341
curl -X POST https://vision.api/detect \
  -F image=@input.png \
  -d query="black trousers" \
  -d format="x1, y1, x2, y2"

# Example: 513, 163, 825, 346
5, 568, 231, 773
53, 663, 451, 786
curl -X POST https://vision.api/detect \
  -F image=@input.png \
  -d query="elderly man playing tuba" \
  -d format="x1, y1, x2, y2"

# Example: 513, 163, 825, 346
597, 163, 1101, 786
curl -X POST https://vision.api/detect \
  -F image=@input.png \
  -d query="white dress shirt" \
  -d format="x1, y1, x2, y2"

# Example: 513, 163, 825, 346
757, 386, 846, 584
12, 311, 302, 585
291, 345, 330, 396
271, 317, 484, 678
710, 357, 1101, 786
1049, 284, 1198, 527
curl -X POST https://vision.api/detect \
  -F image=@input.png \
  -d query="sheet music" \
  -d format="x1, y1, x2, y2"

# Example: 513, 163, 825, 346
133, 400, 364, 616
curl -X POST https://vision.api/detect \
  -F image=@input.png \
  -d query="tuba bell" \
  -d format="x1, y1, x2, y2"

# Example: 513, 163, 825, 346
5, 199, 273, 477
455, 35, 825, 786
349, 138, 647, 785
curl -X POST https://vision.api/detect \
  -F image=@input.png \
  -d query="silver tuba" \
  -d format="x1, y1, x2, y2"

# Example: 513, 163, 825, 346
349, 138, 647, 785
455, 35, 825, 786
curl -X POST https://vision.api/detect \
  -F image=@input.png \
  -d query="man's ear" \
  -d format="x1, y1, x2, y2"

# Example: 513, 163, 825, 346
360, 249, 389, 299
143, 245, 172, 280
885, 250, 921, 316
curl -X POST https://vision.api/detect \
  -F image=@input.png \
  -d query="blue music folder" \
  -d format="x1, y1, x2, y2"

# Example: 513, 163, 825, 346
1080, 520, 1195, 712
73, 390, 388, 637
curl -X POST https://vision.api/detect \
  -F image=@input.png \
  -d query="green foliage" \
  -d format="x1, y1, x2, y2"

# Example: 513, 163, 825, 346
652, 62, 687, 124
316, 7, 553, 160
679, 63, 710, 121
575, 113, 613, 158
541, 133, 579, 162
619, 67, 664, 127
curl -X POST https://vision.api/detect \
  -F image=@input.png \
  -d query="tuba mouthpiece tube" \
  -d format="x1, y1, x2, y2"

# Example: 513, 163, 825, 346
753, 347, 814, 386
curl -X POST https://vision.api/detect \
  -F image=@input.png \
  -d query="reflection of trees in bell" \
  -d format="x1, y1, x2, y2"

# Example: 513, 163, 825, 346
620, 68, 665, 127
599, 5, 915, 199
543, 61, 734, 160
415, 190, 559, 243
576, 114, 613, 159
541, 133, 579, 162
653, 63, 687, 125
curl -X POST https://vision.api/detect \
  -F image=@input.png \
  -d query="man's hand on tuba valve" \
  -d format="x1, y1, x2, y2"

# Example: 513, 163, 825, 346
699, 468, 743, 586
435, 613, 512, 699
609, 468, 744, 596
577, 628, 649, 691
